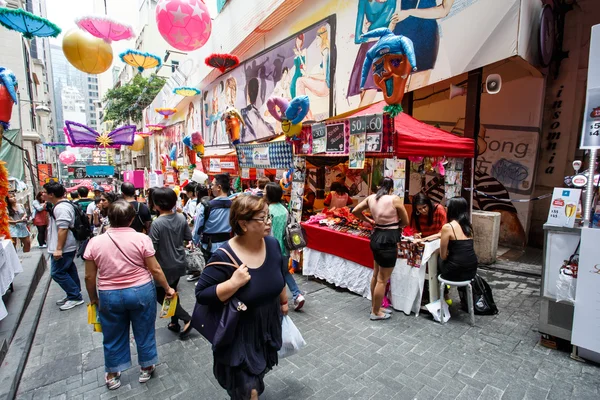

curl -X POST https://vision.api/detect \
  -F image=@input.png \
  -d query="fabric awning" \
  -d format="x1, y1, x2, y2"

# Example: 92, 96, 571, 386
339, 101, 475, 158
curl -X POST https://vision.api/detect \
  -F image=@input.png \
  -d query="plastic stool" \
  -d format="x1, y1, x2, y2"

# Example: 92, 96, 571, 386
438, 275, 475, 326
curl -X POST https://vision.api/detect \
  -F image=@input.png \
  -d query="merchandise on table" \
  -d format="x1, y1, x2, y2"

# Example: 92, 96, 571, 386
306, 206, 372, 238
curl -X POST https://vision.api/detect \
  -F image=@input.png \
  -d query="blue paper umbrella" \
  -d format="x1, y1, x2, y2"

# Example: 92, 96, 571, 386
0, 8, 61, 39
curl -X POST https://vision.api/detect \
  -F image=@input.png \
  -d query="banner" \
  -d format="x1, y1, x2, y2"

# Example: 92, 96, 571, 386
86, 165, 114, 177
237, 141, 294, 169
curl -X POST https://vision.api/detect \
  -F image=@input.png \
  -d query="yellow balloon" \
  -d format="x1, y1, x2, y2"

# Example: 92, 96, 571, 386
128, 135, 145, 151
282, 120, 303, 138
62, 29, 113, 74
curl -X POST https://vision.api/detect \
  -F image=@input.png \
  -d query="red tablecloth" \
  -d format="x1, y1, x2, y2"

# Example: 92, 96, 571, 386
302, 223, 373, 268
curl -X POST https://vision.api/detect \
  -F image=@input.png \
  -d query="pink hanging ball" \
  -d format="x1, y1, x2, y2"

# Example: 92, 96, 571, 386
155, 0, 212, 52
59, 151, 76, 165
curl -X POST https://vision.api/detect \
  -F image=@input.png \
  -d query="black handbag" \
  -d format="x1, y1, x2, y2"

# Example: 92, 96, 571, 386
191, 247, 247, 349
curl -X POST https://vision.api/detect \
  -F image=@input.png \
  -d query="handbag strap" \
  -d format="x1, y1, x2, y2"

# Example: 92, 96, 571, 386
206, 246, 241, 270
107, 232, 144, 268
568, 241, 581, 264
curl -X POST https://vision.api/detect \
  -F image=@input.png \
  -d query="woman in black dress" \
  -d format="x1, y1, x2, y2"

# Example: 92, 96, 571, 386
439, 197, 478, 283
195, 195, 287, 400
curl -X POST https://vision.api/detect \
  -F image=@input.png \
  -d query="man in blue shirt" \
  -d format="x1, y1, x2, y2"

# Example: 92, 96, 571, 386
188, 174, 232, 282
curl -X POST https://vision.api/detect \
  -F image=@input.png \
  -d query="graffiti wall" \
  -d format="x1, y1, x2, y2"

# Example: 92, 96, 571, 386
202, 17, 336, 146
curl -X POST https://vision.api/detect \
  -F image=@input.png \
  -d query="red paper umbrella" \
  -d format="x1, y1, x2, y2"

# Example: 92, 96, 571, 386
205, 53, 240, 74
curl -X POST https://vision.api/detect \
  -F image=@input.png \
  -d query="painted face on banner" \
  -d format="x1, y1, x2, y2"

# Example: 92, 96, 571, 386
372, 53, 413, 105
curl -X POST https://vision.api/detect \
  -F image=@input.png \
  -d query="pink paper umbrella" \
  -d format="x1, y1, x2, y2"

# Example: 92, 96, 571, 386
75, 15, 134, 43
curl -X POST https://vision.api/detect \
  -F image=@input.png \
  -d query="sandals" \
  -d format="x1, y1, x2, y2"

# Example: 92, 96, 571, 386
167, 322, 181, 333
370, 313, 391, 321
105, 372, 121, 390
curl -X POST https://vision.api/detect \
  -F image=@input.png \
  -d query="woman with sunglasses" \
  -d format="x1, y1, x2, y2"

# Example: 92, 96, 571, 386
196, 195, 287, 400
410, 192, 446, 241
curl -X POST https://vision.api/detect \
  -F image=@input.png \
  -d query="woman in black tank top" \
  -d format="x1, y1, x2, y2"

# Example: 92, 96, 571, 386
439, 197, 478, 282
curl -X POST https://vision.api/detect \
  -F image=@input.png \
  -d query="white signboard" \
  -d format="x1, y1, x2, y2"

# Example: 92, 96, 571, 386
546, 188, 581, 228
581, 24, 600, 149
209, 159, 222, 173
252, 147, 270, 166
572, 228, 600, 353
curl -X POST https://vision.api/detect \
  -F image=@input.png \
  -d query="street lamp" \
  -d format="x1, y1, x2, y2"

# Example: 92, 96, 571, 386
34, 105, 51, 117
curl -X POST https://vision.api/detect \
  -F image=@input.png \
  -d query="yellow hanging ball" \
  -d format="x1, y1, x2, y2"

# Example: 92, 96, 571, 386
128, 135, 145, 152
173, 186, 180, 196
62, 29, 113, 74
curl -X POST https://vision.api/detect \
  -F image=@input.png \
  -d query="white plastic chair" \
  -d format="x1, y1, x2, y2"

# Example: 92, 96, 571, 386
438, 274, 475, 326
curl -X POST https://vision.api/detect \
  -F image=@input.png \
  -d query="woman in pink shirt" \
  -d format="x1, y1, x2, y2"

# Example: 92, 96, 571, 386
84, 200, 175, 391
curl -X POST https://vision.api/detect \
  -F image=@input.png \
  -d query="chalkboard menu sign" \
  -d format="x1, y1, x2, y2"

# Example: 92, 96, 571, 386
326, 123, 346, 153
311, 122, 326, 154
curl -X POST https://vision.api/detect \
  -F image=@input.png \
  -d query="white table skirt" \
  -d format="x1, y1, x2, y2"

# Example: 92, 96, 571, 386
390, 240, 440, 316
0, 240, 23, 320
303, 247, 373, 299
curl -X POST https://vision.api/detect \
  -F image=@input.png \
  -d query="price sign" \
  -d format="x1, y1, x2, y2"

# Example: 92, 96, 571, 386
312, 123, 326, 154
546, 188, 582, 228
350, 116, 366, 135
365, 114, 383, 134
581, 87, 600, 149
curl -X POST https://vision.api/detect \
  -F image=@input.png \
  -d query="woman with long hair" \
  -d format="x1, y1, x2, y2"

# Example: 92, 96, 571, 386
290, 33, 306, 98
410, 192, 446, 240
7, 192, 31, 252
439, 197, 478, 282
195, 195, 287, 400
32, 190, 49, 248
296, 26, 331, 116
84, 200, 175, 390
352, 178, 409, 320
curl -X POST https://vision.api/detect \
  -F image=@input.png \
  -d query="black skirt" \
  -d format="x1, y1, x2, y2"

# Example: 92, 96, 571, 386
370, 228, 401, 268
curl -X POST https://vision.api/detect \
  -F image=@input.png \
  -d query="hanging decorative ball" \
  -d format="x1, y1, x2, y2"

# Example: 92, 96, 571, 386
128, 134, 145, 151
59, 151, 76, 165
155, 0, 212, 52
62, 29, 113, 74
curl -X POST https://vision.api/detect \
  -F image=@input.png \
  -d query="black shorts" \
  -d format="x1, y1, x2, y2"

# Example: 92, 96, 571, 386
370, 228, 401, 268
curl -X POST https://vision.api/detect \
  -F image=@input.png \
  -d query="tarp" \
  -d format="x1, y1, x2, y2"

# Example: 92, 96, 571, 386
0, 129, 24, 180
336, 101, 475, 159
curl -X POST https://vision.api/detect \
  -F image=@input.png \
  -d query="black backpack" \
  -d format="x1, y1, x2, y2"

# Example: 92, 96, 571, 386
460, 274, 498, 315
51, 201, 93, 241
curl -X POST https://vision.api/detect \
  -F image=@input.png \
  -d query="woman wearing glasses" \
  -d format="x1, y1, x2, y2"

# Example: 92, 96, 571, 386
195, 195, 287, 400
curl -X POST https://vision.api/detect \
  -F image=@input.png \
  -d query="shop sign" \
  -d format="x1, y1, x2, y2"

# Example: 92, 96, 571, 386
572, 174, 588, 187
86, 165, 114, 177
252, 147, 270, 166
37, 163, 52, 187
326, 123, 345, 153
546, 188, 582, 228
36, 143, 46, 162
365, 114, 383, 152
220, 161, 236, 170
311, 123, 326, 154
209, 159, 222, 173
581, 88, 600, 149
241, 168, 249, 179
237, 142, 293, 169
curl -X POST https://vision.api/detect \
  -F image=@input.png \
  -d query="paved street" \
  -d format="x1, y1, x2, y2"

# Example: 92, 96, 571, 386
15, 258, 600, 400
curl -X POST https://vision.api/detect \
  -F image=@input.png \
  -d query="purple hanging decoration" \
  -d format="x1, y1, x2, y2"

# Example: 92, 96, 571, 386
64, 120, 136, 148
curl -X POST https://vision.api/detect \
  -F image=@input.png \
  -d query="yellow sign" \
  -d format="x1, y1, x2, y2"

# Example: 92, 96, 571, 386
45, 177, 58, 183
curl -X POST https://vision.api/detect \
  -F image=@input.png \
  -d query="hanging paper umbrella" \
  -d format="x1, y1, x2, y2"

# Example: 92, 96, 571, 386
0, 8, 61, 39
205, 53, 240, 74
64, 120, 136, 147
173, 86, 201, 97
120, 49, 162, 73
155, 107, 177, 119
146, 124, 165, 131
136, 131, 152, 138
75, 15, 134, 43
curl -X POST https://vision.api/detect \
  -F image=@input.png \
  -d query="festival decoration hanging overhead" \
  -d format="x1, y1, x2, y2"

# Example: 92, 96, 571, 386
128, 134, 145, 151
155, 0, 212, 51
136, 131, 152, 138
75, 15, 134, 43
146, 124, 165, 131
205, 53, 239, 74
0, 162, 11, 239
221, 106, 243, 145
155, 107, 177, 119
360, 28, 416, 115
120, 49, 162, 73
0, 67, 17, 145
0, 7, 61, 39
59, 151, 76, 165
64, 120, 136, 148
266, 95, 310, 140
173, 86, 201, 97
63, 29, 113, 74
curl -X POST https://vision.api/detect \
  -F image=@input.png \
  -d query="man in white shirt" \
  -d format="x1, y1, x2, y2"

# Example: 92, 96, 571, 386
182, 182, 198, 224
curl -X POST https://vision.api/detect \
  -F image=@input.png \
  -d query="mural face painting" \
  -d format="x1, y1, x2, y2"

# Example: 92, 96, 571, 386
202, 18, 336, 146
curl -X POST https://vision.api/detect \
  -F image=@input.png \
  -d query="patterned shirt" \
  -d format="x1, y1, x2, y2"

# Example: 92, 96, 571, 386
269, 203, 288, 256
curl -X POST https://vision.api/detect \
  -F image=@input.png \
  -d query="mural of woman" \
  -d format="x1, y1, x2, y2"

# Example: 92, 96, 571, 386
185, 102, 196, 135
349, 0, 397, 107
391, 0, 455, 90
225, 77, 237, 107
296, 26, 330, 119
290, 34, 306, 99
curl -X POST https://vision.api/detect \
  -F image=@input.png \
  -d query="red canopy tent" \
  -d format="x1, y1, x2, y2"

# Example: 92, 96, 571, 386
336, 101, 475, 158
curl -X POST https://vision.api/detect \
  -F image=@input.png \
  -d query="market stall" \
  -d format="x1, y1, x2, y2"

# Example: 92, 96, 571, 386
297, 101, 474, 314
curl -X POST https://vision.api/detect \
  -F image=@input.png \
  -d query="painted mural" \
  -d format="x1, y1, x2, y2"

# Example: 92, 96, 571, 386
202, 17, 336, 146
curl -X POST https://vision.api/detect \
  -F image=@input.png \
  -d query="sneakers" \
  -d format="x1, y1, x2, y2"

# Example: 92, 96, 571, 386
59, 299, 84, 311
39, 244, 47, 248
186, 274, 200, 282
139, 366, 155, 383
105, 372, 121, 390
55, 297, 68, 306
293, 294, 305, 311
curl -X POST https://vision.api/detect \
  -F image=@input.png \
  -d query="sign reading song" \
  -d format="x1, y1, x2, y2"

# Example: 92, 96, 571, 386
326, 123, 346, 153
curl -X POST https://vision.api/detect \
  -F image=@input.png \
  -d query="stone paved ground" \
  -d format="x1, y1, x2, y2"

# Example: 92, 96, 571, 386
15, 259, 600, 400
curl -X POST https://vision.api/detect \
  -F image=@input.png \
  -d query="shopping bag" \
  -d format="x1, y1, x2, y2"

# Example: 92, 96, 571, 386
185, 246, 205, 274
425, 299, 450, 323
160, 293, 178, 319
556, 242, 579, 304
278, 315, 306, 359
87, 304, 102, 332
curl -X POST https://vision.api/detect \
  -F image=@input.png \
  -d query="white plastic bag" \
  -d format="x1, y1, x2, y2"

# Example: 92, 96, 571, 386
278, 316, 306, 359
425, 299, 451, 323
556, 265, 577, 303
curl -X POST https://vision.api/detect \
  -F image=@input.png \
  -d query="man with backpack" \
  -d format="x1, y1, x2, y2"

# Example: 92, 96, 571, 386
74, 186, 93, 214
44, 181, 86, 311
188, 174, 232, 282
121, 183, 152, 233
